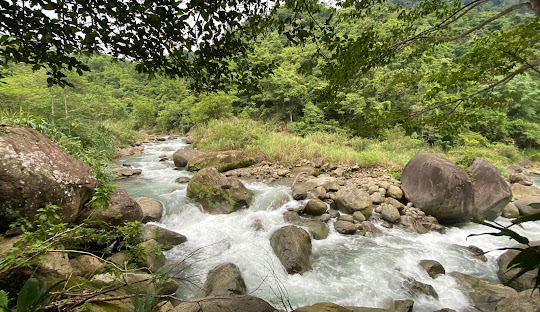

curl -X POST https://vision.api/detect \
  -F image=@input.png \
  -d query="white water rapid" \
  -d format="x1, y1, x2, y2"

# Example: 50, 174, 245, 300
115, 138, 540, 312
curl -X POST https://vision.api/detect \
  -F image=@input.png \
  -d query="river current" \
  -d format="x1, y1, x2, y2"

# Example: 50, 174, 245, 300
115, 137, 540, 311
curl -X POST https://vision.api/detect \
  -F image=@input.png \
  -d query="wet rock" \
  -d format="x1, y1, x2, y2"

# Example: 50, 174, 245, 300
509, 173, 533, 186
392, 300, 414, 312
328, 209, 340, 218
283, 211, 301, 223
497, 241, 540, 291
404, 278, 438, 299
352, 211, 366, 223
0, 127, 97, 232
140, 224, 186, 250
320, 214, 331, 222
111, 166, 142, 180
303, 220, 329, 240
186, 168, 253, 214
203, 263, 247, 296
451, 271, 517, 312
469, 157, 512, 220
335, 186, 373, 218
401, 153, 474, 224
270, 225, 313, 274
333, 220, 358, 235
454, 245, 488, 262
513, 196, 540, 216
187, 150, 257, 172
381, 204, 400, 223
175, 295, 276, 312
172, 149, 203, 167
293, 184, 308, 200
338, 214, 354, 222
77, 189, 143, 226
361, 221, 383, 236
313, 186, 327, 199
305, 199, 328, 216
419, 260, 445, 278
294, 302, 351, 312
175, 176, 191, 184
501, 202, 520, 218
252, 219, 264, 231
134, 197, 163, 223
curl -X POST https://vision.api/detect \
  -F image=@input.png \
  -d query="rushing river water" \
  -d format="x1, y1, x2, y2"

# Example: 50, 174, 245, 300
115, 138, 540, 311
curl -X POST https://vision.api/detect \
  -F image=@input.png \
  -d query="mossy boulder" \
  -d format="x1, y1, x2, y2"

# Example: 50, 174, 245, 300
186, 150, 257, 172
186, 167, 254, 214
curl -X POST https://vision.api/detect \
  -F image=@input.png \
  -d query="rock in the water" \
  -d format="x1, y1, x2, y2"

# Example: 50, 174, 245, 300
283, 211, 301, 223
334, 220, 358, 235
401, 153, 474, 224
186, 150, 257, 172
186, 167, 253, 214
381, 204, 400, 223
361, 221, 383, 236
451, 272, 517, 312
111, 166, 142, 180
392, 300, 414, 312
78, 189, 143, 226
469, 157, 512, 220
501, 202, 520, 218
404, 278, 438, 299
419, 260, 445, 278
495, 289, 540, 312
172, 149, 203, 167
270, 225, 313, 274
294, 302, 352, 312
497, 241, 540, 291
387, 185, 403, 199
513, 196, 540, 216
302, 220, 329, 240
0, 127, 97, 232
140, 224, 186, 250
134, 197, 163, 223
305, 199, 328, 216
353, 211, 366, 223
203, 263, 247, 296
509, 173, 533, 186
292, 184, 308, 200
335, 186, 373, 218
175, 176, 191, 184
175, 295, 276, 312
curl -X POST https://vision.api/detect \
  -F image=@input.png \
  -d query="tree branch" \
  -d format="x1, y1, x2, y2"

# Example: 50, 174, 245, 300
422, 2, 531, 41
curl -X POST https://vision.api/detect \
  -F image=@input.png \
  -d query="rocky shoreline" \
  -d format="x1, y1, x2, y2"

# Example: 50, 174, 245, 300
2, 129, 540, 311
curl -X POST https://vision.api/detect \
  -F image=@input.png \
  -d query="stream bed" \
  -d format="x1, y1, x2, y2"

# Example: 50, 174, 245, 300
115, 137, 540, 311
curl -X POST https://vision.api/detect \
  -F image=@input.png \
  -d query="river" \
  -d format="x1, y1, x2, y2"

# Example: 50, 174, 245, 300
115, 137, 540, 311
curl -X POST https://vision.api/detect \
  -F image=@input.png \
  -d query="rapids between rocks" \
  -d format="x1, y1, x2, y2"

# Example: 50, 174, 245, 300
115, 137, 540, 311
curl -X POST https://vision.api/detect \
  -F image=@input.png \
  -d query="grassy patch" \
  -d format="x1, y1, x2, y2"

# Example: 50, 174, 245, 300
190, 118, 535, 171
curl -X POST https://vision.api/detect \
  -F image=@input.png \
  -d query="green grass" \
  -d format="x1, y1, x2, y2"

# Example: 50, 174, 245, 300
189, 118, 536, 173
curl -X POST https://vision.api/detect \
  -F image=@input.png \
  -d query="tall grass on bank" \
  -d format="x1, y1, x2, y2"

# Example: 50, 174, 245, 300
190, 118, 533, 172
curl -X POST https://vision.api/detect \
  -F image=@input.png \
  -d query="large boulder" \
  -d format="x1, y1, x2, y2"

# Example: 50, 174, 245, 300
469, 157, 512, 220
335, 186, 373, 218
451, 272, 517, 312
186, 150, 257, 172
172, 149, 203, 168
140, 224, 186, 250
0, 126, 97, 232
77, 189, 143, 226
513, 196, 540, 216
203, 263, 247, 296
186, 168, 254, 214
270, 225, 313, 274
497, 241, 540, 291
174, 295, 276, 312
495, 289, 540, 312
134, 197, 163, 223
401, 153, 474, 224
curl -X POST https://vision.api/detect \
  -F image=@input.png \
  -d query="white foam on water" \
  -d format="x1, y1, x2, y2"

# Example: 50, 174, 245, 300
116, 139, 540, 311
